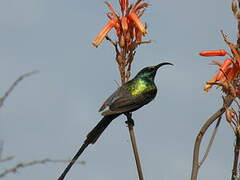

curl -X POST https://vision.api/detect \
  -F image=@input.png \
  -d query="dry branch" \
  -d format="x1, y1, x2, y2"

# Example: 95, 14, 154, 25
0, 71, 38, 108
199, 117, 221, 166
0, 156, 14, 163
190, 95, 234, 180
0, 158, 85, 178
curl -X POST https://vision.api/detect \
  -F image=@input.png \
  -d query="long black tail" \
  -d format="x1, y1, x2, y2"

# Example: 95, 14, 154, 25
58, 143, 88, 180
85, 114, 120, 144
58, 114, 120, 180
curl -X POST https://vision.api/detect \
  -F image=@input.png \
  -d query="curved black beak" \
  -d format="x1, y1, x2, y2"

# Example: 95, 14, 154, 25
154, 62, 174, 70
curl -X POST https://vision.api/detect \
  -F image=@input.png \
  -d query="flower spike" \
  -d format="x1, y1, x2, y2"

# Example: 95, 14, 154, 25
201, 35, 240, 96
92, 0, 149, 47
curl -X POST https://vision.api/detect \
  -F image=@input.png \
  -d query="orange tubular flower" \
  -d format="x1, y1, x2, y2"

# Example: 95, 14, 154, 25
128, 12, 146, 35
121, 16, 128, 32
135, 27, 143, 43
215, 58, 233, 80
119, 0, 129, 15
92, 18, 118, 47
199, 49, 227, 57
204, 58, 235, 92
226, 66, 238, 82
203, 76, 218, 92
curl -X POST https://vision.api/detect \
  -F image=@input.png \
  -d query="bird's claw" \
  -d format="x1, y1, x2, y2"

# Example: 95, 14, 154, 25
126, 119, 135, 126
125, 113, 135, 126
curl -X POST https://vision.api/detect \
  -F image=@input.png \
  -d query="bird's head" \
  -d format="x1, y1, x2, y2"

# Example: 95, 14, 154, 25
135, 62, 173, 80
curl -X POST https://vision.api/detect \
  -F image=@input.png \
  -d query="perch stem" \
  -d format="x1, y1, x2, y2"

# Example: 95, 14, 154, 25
125, 113, 144, 180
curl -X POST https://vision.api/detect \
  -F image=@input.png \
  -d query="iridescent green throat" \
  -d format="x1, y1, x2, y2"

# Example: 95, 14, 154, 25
128, 78, 156, 96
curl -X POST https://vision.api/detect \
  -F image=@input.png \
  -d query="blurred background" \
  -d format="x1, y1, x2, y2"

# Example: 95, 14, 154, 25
0, 0, 237, 179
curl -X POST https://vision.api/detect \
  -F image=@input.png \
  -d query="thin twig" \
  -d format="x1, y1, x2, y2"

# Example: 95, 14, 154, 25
190, 95, 234, 180
199, 117, 221, 166
0, 140, 3, 159
125, 113, 144, 180
0, 158, 85, 178
106, 36, 119, 54
221, 30, 240, 62
0, 71, 38, 108
0, 156, 14, 163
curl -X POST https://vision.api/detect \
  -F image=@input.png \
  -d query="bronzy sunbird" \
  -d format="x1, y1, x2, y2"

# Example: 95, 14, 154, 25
58, 62, 173, 180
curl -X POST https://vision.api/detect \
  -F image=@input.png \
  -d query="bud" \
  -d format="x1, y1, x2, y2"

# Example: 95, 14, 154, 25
236, 10, 240, 20
199, 49, 227, 57
135, 29, 143, 43
203, 84, 212, 92
121, 16, 128, 32
226, 108, 235, 123
232, 0, 238, 15
116, 54, 123, 64
119, 34, 125, 48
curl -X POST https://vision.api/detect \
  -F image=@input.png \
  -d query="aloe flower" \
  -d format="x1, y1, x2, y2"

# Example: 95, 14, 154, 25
92, 0, 148, 47
200, 39, 240, 97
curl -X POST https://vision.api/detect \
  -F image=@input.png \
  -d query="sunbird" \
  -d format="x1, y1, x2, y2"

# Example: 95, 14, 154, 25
58, 62, 173, 180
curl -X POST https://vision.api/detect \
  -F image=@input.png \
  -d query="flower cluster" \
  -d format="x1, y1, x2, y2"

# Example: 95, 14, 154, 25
92, 0, 150, 84
200, 32, 240, 97
92, 0, 148, 47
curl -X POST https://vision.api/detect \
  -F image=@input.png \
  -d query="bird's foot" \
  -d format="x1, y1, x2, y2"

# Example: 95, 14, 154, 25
125, 119, 135, 126
124, 113, 135, 127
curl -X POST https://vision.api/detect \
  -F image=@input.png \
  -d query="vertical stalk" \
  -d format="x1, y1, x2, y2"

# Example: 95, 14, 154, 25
125, 113, 144, 180
231, 132, 240, 180
118, 38, 144, 180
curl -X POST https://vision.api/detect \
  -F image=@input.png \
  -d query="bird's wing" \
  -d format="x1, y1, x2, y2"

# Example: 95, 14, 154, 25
101, 88, 157, 116
98, 86, 126, 112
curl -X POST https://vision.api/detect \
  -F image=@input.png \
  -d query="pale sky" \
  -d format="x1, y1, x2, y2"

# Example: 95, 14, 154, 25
0, 0, 238, 179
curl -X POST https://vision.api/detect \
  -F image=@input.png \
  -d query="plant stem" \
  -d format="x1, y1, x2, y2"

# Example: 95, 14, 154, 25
0, 71, 38, 108
125, 113, 144, 180
190, 95, 234, 180
199, 117, 221, 166
231, 132, 240, 180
